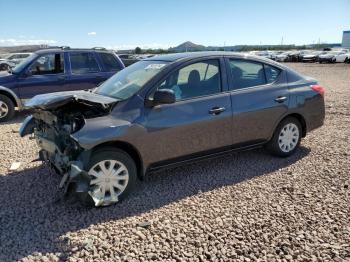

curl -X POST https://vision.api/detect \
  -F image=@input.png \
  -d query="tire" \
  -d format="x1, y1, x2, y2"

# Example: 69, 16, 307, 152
0, 94, 15, 122
79, 148, 138, 207
266, 117, 302, 157
345, 57, 349, 63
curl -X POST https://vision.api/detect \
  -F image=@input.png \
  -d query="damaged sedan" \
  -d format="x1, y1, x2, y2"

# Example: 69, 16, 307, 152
20, 52, 325, 207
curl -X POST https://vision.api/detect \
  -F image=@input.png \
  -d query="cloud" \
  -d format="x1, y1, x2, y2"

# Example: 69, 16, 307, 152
87, 32, 97, 36
0, 38, 57, 46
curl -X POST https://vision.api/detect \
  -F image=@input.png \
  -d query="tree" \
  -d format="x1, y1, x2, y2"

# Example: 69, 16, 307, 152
135, 47, 142, 54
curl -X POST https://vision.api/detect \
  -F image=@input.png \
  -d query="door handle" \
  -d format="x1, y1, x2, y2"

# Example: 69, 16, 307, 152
274, 96, 287, 103
209, 107, 226, 115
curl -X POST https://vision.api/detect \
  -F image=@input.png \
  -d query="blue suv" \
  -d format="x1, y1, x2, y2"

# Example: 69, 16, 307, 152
0, 47, 124, 122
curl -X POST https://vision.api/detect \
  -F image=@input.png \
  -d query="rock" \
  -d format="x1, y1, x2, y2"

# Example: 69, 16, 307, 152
135, 231, 146, 240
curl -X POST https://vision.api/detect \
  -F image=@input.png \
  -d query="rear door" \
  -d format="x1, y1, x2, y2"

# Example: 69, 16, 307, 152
226, 58, 289, 145
65, 51, 104, 91
142, 58, 233, 164
17, 53, 66, 99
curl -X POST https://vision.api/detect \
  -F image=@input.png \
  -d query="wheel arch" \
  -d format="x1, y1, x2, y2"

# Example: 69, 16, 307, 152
0, 86, 22, 109
278, 113, 307, 137
90, 140, 144, 180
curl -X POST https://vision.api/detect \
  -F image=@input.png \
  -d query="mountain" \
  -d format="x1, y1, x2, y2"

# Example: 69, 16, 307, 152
169, 41, 206, 52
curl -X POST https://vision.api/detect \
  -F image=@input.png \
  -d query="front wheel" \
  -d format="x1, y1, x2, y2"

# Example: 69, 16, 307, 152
80, 148, 138, 207
0, 94, 15, 122
266, 117, 302, 157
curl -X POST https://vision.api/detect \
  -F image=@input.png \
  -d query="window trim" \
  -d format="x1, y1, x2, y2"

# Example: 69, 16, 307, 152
146, 57, 226, 103
68, 51, 102, 75
225, 57, 283, 92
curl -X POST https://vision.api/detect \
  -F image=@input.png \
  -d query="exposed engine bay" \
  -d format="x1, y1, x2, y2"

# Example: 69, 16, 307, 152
19, 91, 119, 204
31, 101, 109, 173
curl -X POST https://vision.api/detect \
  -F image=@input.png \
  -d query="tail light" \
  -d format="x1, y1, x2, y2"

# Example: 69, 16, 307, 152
311, 84, 325, 96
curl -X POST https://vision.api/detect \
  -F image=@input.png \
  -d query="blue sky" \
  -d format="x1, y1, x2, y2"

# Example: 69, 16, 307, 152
0, 0, 349, 49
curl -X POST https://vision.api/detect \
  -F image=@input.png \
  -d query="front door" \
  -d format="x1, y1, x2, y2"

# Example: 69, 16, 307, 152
142, 58, 233, 164
17, 53, 66, 99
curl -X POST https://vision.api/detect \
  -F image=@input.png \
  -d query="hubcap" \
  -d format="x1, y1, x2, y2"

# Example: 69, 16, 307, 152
0, 101, 9, 118
278, 123, 299, 153
88, 160, 129, 206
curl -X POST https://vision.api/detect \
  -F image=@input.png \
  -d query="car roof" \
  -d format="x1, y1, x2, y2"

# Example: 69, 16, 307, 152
34, 48, 113, 55
144, 51, 236, 62
144, 51, 287, 69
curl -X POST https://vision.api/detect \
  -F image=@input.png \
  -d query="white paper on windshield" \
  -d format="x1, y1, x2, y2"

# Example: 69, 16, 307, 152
145, 64, 166, 70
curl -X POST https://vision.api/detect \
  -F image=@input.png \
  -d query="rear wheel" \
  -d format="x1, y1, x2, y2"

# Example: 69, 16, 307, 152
0, 94, 15, 122
266, 117, 302, 157
81, 148, 138, 207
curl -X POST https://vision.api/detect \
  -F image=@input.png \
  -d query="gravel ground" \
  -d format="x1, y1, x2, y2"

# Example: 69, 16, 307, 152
0, 63, 349, 261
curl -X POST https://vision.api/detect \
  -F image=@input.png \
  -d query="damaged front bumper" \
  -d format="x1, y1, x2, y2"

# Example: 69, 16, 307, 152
20, 115, 95, 205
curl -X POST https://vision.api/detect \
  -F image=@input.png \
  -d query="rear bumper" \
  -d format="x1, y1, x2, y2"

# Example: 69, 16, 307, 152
305, 96, 325, 133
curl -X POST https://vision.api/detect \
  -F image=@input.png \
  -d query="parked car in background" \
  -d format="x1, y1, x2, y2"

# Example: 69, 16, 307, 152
118, 54, 140, 67
275, 51, 292, 62
0, 53, 32, 71
118, 53, 156, 67
287, 51, 303, 62
301, 51, 326, 63
319, 50, 350, 63
20, 51, 325, 207
0, 47, 124, 122
250, 51, 274, 60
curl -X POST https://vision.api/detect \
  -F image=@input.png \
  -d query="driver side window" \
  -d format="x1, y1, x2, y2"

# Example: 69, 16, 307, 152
157, 59, 221, 101
28, 53, 64, 75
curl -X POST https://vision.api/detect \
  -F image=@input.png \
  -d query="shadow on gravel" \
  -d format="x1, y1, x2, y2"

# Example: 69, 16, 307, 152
0, 146, 310, 260
0, 111, 29, 126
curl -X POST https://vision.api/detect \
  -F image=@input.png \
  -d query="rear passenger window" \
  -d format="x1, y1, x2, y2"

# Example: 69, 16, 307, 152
99, 53, 123, 71
264, 64, 281, 83
229, 59, 266, 89
69, 53, 100, 74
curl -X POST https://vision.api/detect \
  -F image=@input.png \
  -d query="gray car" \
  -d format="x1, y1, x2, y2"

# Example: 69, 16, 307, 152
20, 52, 325, 207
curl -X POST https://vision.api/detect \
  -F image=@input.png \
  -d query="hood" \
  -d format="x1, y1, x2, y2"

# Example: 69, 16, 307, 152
0, 72, 17, 84
24, 90, 119, 110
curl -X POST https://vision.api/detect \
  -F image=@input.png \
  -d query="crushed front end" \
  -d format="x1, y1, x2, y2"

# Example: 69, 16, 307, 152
19, 91, 118, 202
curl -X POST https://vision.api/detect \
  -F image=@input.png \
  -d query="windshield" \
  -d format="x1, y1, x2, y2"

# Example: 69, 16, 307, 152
12, 53, 37, 74
96, 60, 169, 100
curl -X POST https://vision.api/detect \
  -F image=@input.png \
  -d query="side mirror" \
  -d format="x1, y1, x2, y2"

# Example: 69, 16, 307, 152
149, 89, 176, 106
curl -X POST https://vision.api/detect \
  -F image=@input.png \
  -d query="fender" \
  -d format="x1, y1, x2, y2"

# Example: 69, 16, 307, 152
0, 85, 23, 110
